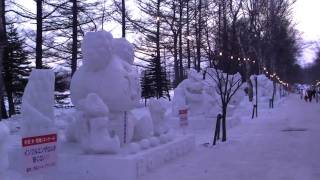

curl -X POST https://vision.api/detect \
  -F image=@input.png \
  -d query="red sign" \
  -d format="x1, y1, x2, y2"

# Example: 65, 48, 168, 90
22, 134, 57, 147
22, 133, 58, 174
179, 109, 188, 127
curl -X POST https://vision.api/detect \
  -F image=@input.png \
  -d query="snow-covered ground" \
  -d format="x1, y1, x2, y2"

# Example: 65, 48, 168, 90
138, 94, 320, 180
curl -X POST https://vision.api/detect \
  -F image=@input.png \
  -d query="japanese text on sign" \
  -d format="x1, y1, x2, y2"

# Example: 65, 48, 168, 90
22, 134, 57, 174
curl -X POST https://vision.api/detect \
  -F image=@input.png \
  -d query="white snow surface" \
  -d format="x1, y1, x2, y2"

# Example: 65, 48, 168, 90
137, 95, 320, 180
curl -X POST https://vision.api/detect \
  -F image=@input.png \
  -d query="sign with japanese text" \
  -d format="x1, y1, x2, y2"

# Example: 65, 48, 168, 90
22, 133, 57, 174
179, 109, 188, 127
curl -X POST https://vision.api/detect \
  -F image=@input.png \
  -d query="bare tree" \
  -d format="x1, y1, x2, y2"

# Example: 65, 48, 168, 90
206, 66, 243, 142
0, 0, 6, 119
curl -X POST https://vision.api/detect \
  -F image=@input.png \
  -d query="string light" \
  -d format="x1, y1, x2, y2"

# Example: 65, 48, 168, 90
214, 51, 290, 88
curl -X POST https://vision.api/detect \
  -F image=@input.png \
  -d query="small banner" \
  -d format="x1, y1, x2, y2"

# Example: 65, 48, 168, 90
22, 133, 58, 174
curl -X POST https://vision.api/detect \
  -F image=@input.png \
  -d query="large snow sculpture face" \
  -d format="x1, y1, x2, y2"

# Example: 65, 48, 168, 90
70, 31, 140, 112
82, 31, 113, 71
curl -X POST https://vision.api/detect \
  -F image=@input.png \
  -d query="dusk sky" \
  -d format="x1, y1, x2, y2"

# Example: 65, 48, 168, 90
293, 0, 320, 65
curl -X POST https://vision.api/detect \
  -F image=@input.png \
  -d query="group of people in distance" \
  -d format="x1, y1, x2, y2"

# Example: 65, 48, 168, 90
301, 87, 319, 102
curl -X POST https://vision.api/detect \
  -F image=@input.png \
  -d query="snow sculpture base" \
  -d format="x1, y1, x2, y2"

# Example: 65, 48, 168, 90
57, 135, 195, 180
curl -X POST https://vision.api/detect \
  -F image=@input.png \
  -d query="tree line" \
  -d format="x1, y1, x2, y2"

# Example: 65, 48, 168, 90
0, 0, 311, 122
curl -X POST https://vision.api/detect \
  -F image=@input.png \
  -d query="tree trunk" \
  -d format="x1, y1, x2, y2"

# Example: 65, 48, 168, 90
155, 0, 161, 98
0, 0, 6, 121
36, 0, 43, 69
178, 0, 183, 80
186, 0, 190, 69
255, 76, 258, 116
247, 75, 253, 102
122, 0, 126, 38
1, 0, 14, 116
71, 0, 78, 76
173, 34, 179, 86
1, 97, 7, 119
221, 103, 227, 142
4, 53, 15, 116
196, 0, 202, 72
272, 81, 276, 101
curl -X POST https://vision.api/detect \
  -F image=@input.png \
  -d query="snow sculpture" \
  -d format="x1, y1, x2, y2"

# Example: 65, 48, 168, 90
250, 74, 274, 102
21, 69, 55, 134
0, 122, 9, 176
173, 69, 203, 116
149, 98, 169, 136
173, 69, 216, 117
70, 30, 141, 149
70, 31, 140, 112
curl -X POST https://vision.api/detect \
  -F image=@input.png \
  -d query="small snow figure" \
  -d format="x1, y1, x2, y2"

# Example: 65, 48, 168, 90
67, 93, 120, 154
149, 98, 170, 136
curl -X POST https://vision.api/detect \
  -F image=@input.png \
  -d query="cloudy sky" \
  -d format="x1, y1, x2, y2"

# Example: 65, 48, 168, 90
293, 0, 320, 65
20, 0, 320, 65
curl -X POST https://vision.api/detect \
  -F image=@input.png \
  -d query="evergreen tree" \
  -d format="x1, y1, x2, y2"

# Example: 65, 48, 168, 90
3, 24, 31, 114
145, 56, 171, 100
140, 70, 155, 105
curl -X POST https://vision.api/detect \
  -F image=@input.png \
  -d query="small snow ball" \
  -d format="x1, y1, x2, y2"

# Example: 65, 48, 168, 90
139, 139, 151, 150
128, 142, 141, 154
149, 137, 160, 147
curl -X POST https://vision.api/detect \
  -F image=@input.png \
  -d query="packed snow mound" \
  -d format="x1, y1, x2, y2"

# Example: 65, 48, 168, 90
66, 93, 120, 154
70, 30, 141, 112
0, 122, 9, 175
21, 69, 55, 134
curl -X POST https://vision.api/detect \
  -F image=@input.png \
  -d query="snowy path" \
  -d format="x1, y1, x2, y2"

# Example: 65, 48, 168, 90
138, 95, 320, 180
